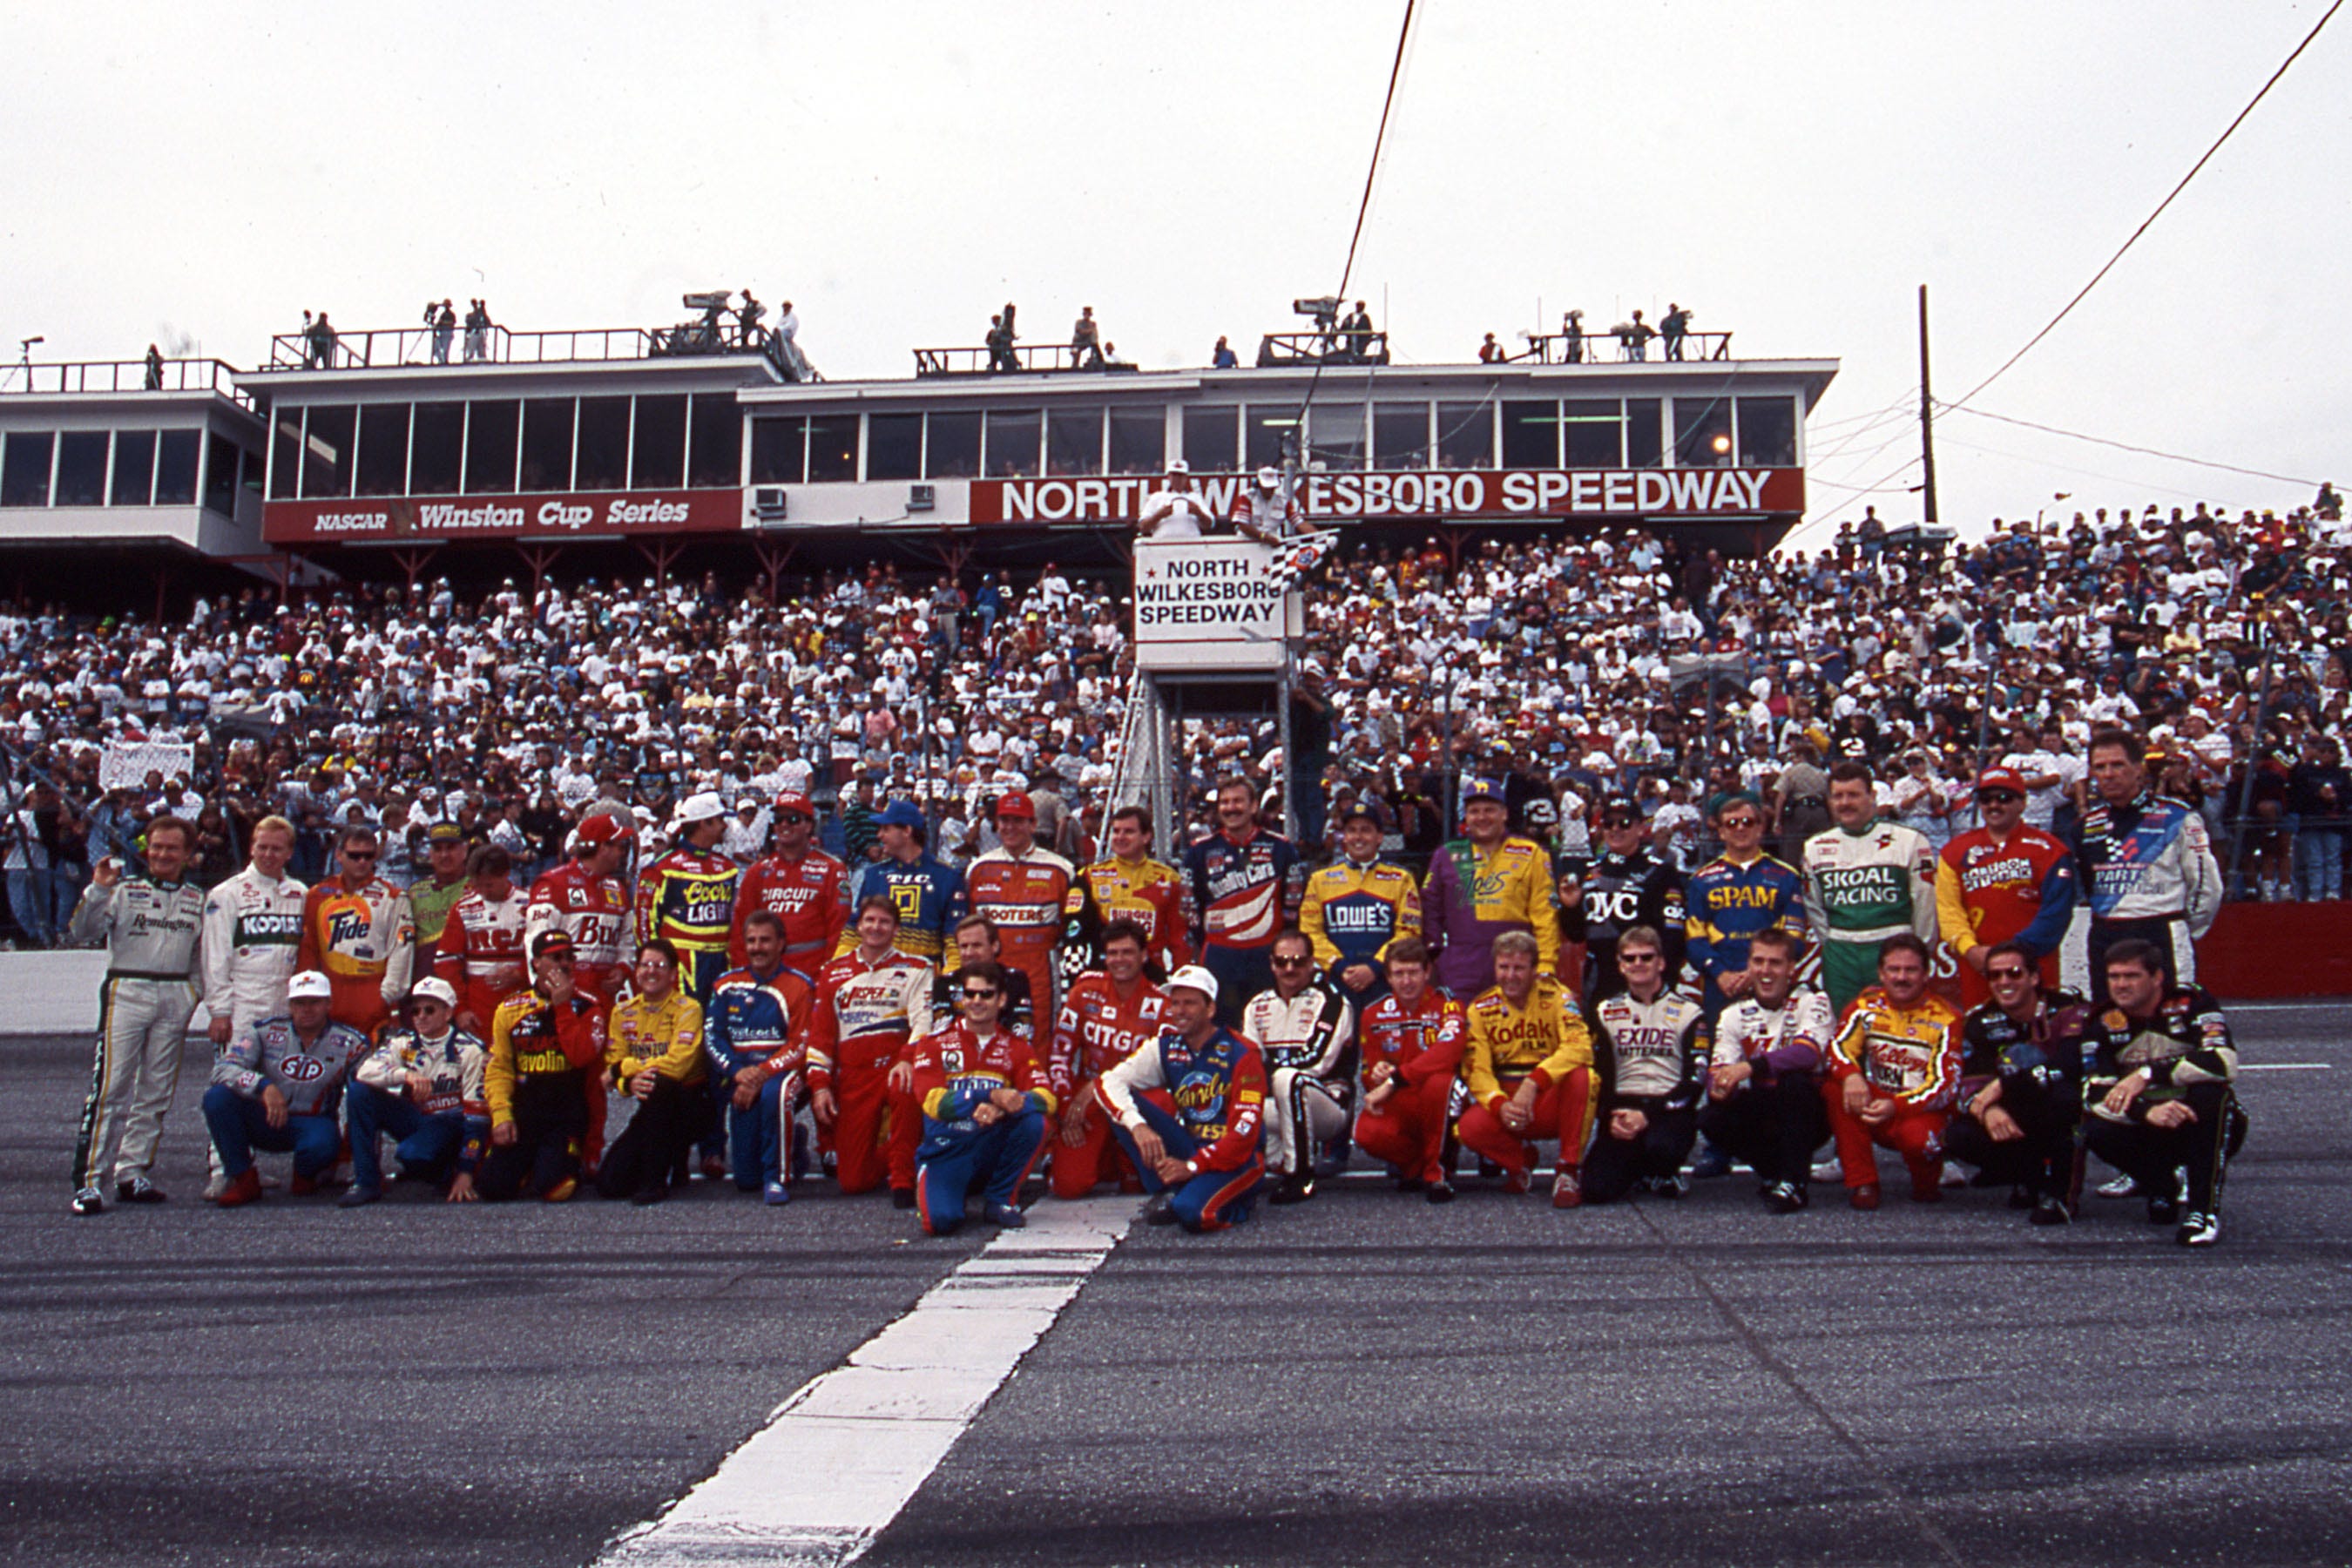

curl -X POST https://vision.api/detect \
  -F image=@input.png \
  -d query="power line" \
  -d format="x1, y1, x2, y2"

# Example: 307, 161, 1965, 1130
1943, 405, 2321, 487
1337, 0, 1416, 305
1295, 1, 1417, 436
1946, 0, 2342, 412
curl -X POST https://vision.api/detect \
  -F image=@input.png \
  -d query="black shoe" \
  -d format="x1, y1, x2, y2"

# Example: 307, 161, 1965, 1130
71, 1186, 106, 1217
2146, 1194, 2181, 1226
1267, 1173, 1315, 1206
1643, 1173, 1689, 1200
1143, 1193, 1179, 1227
1425, 1178, 1456, 1205
1477, 1158, 1503, 1179
2176, 1209, 2221, 1247
336, 1186, 382, 1209
890, 1187, 916, 1210
2006, 1185, 2037, 1210
632, 1186, 668, 1206
2030, 1195, 2072, 1227
1396, 1175, 1428, 1193
115, 1176, 167, 1205
1761, 1180, 1809, 1214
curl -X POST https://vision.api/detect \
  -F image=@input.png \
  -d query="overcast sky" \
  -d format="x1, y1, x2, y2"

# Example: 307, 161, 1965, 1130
5, 3, 2344, 547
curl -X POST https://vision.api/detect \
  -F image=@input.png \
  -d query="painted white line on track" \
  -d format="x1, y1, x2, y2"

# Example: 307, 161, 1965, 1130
596, 1199, 1136, 1568
2240, 1062, 2333, 1071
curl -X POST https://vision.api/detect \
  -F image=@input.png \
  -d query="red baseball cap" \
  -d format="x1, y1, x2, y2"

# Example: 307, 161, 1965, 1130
996, 791, 1036, 820
774, 791, 815, 819
575, 812, 636, 847
1976, 766, 2029, 794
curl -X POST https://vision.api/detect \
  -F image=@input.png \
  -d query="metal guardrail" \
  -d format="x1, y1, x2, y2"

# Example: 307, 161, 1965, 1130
912, 342, 1143, 377
1254, 330, 1391, 368
1517, 328, 1733, 364
0, 357, 252, 406
264, 324, 672, 371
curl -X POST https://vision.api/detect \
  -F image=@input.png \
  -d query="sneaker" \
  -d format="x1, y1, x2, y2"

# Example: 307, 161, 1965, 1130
1502, 1168, 1532, 1197
1644, 1173, 1689, 1200
1551, 1170, 1583, 1210
2096, 1173, 2139, 1200
1848, 1182, 1882, 1212
1811, 1158, 1844, 1184
215, 1168, 262, 1207
1940, 1164, 1968, 1188
2030, 1195, 2072, 1227
890, 1187, 916, 1210
202, 1173, 230, 1202
336, 1186, 382, 1209
1142, 1193, 1179, 1227
984, 1202, 1026, 1228
1689, 1146, 1733, 1179
2176, 1210, 2221, 1247
544, 1177, 578, 1204
115, 1176, 167, 1205
1267, 1173, 1316, 1206
762, 1179, 792, 1206
71, 1186, 106, 1217
1425, 1178, 1456, 1205
1761, 1180, 1808, 1214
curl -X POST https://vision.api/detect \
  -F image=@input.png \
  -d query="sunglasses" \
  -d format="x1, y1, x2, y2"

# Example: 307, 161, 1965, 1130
1985, 966, 2031, 981
1978, 791, 2024, 804
1271, 956, 1313, 968
960, 986, 999, 1000
343, 849, 379, 861
1620, 951, 1663, 963
1719, 816, 1761, 829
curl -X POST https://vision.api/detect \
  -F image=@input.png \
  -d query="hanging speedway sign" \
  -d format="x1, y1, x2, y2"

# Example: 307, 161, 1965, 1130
972, 467, 1803, 524
1132, 537, 1305, 673
263, 488, 734, 544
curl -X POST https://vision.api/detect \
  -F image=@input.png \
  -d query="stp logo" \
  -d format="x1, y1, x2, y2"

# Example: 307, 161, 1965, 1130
280, 1055, 327, 1082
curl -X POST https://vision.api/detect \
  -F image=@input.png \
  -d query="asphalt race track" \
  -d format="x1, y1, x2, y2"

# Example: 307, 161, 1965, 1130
4, 1004, 2348, 1568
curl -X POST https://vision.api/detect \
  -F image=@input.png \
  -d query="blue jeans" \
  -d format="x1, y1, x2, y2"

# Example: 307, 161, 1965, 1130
727, 1069, 802, 1191
7, 868, 51, 946
346, 1082, 468, 1192
202, 1085, 340, 1179
1110, 1097, 1264, 1232
2295, 826, 2344, 901
915, 1109, 1046, 1236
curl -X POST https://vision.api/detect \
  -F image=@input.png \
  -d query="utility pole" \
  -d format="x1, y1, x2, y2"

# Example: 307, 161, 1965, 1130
1918, 284, 1939, 525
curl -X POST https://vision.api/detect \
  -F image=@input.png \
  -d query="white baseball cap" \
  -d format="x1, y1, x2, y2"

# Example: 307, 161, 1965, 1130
287, 971, 334, 1001
1165, 964, 1220, 1004
672, 790, 727, 828
409, 977, 459, 1009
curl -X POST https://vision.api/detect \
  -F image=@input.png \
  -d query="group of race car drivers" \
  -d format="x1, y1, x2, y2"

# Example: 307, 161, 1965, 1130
65, 722, 2244, 1246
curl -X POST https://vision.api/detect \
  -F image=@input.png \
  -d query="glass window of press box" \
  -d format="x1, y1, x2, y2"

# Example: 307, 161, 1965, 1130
0, 428, 209, 507
274, 394, 752, 498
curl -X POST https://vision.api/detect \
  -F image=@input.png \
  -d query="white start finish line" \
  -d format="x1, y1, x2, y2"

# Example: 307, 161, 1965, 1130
597, 1199, 1137, 1568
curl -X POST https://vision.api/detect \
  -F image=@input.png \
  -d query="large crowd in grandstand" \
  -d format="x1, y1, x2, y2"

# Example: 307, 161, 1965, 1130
34, 480, 2345, 1246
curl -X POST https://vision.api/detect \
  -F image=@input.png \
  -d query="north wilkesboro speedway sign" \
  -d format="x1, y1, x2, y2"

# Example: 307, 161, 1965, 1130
973, 467, 1802, 524
1132, 538, 1303, 673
